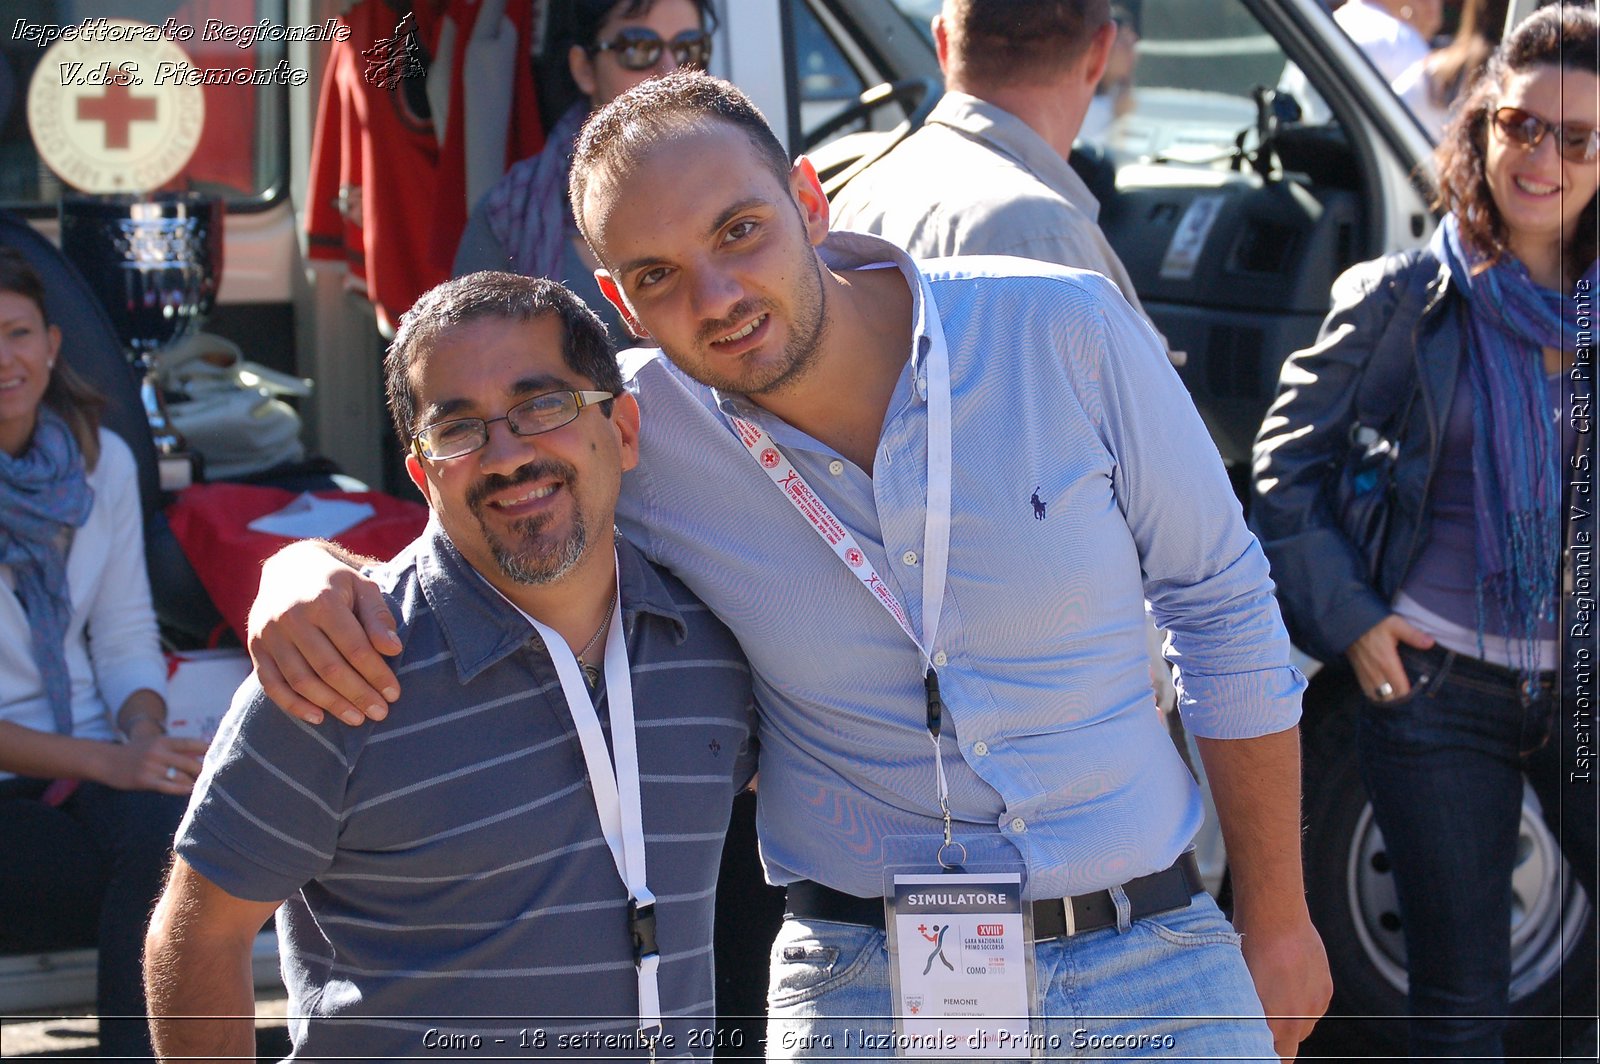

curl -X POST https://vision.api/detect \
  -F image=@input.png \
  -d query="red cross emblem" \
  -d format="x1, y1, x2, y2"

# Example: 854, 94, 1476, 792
77, 79, 157, 150
759, 448, 780, 469
846, 548, 864, 567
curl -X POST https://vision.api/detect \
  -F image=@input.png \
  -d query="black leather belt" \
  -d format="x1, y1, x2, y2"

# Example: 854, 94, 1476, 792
785, 851, 1202, 940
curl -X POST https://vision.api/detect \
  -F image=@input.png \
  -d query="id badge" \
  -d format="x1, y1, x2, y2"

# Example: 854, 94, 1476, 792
883, 839, 1038, 1058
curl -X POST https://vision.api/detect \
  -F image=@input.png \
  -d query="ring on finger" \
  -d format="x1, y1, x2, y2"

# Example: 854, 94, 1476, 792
1375, 681, 1395, 700
165, 766, 179, 781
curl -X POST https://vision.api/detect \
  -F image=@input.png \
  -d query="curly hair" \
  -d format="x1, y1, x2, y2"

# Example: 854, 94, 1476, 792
0, 246, 105, 467
1433, 2, 1598, 280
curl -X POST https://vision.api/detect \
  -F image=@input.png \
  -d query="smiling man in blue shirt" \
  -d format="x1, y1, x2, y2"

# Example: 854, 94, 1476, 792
247, 72, 1331, 1060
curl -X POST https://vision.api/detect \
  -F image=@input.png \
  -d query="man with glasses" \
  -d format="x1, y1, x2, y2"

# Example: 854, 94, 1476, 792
145, 274, 755, 1059
454, 0, 716, 343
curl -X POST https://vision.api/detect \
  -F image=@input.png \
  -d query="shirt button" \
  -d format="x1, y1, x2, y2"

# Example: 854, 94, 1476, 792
973, 741, 989, 757
1009, 817, 1027, 834
902, 550, 919, 566
828, 460, 844, 476
932, 651, 948, 667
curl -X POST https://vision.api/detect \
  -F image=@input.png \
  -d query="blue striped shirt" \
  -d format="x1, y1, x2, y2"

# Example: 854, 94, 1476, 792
176, 526, 755, 1059
616, 232, 1304, 901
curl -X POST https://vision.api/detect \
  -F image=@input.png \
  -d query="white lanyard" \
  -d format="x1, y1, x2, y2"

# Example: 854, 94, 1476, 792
512, 558, 662, 1042
727, 277, 956, 845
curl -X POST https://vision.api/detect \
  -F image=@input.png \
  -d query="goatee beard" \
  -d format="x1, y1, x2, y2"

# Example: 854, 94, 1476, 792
469, 458, 587, 585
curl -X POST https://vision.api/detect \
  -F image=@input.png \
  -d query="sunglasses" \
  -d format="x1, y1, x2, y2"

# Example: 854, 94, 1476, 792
1491, 106, 1599, 164
589, 27, 712, 72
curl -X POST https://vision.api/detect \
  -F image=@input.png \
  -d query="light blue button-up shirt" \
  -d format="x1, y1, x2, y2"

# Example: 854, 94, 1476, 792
617, 231, 1303, 900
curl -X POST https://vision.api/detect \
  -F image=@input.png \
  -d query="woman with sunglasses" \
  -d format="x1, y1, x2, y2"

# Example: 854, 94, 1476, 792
0, 248, 208, 1059
1252, 5, 1596, 1057
454, 0, 716, 341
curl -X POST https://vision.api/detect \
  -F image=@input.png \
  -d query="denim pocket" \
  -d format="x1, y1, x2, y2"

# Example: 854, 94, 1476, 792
767, 918, 886, 1010
1135, 896, 1244, 949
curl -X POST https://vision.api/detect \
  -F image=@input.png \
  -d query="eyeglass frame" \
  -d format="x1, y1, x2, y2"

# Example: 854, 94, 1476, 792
410, 389, 620, 461
586, 26, 713, 72
1490, 105, 1599, 164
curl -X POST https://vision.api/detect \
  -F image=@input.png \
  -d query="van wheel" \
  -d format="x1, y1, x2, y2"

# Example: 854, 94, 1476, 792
1300, 676, 1596, 1058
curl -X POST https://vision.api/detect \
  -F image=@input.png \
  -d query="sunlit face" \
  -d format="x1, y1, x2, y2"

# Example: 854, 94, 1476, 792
0, 290, 61, 457
403, 314, 639, 590
585, 121, 832, 398
1485, 64, 1600, 261
570, 0, 706, 108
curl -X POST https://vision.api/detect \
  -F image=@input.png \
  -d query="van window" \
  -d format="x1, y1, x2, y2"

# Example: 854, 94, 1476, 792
2, 0, 290, 211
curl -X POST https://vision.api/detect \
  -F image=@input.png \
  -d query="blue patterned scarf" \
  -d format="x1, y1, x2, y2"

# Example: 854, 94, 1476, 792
1433, 215, 1599, 676
0, 408, 94, 734
483, 102, 589, 279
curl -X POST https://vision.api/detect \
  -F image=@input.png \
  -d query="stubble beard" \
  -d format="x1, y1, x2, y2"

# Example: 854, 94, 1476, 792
671, 250, 830, 398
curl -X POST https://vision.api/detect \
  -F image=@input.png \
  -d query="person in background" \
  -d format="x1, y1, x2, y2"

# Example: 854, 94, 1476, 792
1393, 0, 1509, 137
1080, 4, 1139, 143
0, 247, 207, 1061
453, 0, 717, 341
830, 0, 1151, 320
1280, 0, 1442, 124
1252, 6, 1597, 1057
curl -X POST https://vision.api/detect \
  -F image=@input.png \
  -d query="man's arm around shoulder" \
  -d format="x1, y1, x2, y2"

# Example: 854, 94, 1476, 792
145, 858, 281, 1062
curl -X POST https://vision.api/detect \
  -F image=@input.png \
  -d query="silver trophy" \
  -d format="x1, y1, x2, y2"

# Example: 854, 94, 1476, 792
59, 192, 223, 486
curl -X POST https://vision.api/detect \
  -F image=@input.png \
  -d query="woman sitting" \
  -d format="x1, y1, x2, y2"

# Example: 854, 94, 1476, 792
1252, 5, 1597, 1057
0, 247, 208, 1060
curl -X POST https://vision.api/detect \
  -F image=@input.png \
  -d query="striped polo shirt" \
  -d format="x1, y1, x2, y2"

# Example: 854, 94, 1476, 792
176, 523, 755, 1059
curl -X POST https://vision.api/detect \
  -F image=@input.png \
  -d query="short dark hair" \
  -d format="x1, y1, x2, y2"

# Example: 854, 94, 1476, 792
384, 272, 619, 451
944, 0, 1112, 88
0, 246, 106, 467
1434, 2, 1598, 280
570, 0, 718, 50
569, 70, 791, 247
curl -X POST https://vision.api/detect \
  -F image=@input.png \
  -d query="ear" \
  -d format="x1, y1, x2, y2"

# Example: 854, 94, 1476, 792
1082, 21, 1116, 87
404, 452, 429, 496
789, 156, 830, 247
46, 324, 61, 364
610, 390, 642, 473
932, 14, 951, 75
595, 270, 650, 339
569, 43, 598, 100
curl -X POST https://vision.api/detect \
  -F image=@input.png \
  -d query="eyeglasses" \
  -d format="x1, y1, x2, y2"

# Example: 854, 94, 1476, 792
1491, 106, 1599, 163
412, 390, 618, 461
589, 27, 712, 71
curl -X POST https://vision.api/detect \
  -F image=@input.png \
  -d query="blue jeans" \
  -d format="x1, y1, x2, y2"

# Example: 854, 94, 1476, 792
1358, 644, 1595, 1062
766, 891, 1274, 1061
0, 777, 186, 1061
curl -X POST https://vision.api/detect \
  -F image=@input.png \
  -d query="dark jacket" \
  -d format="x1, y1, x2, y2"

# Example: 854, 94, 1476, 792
1250, 245, 1465, 663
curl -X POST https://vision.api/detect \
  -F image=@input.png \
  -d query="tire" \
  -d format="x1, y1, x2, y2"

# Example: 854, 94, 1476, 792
1300, 671, 1597, 1060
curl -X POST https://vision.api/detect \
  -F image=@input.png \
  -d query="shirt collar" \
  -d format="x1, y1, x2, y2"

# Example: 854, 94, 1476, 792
713, 229, 939, 421
925, 90, 1101, 222
414, 521, 688, 685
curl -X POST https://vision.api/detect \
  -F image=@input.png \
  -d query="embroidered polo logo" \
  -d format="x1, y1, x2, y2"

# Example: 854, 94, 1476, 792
1030, 488, 1047, 520
708, 739, 721, 756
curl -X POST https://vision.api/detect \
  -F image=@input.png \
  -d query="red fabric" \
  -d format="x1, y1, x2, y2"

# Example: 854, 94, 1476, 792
305, 0, 543, 332
305, 0, 445, 330
427, 0, 547, 271
165, 483, 428, 644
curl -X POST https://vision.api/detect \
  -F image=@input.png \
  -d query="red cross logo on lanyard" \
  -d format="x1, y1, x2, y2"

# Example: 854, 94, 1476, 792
77, 79, 157, 150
